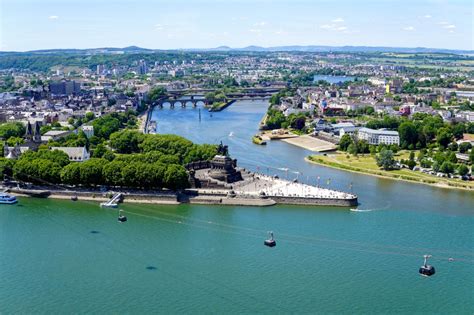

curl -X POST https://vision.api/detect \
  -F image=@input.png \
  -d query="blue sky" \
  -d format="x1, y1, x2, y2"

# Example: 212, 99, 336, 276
1, 0, 472, 51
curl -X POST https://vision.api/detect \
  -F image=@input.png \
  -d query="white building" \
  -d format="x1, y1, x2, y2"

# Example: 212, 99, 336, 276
81, 125, 94, 138
51, 147, 90, 162
455, 111, 474, 122
41, 130, 73, 142
357, 127, 400, 146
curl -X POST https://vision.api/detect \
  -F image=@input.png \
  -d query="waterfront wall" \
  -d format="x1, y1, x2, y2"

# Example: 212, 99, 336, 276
8, 186, 356, 207
270, 195, 357, 207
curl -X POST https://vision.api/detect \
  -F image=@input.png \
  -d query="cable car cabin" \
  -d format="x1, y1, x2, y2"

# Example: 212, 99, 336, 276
118, 210, 127, 223
419, 255, 435, 277
419, 265, 435, 277
264, 231, 276, 247
264, 239, 276, 247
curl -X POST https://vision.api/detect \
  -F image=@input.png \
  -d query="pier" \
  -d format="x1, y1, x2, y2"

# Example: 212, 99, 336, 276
186, 144, 357, 207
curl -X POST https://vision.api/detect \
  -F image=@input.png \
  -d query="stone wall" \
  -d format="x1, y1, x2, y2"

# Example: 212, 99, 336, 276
271, 195, 357, 207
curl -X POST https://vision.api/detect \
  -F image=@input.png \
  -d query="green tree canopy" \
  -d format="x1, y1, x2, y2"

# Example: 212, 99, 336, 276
376, 149, 396, 170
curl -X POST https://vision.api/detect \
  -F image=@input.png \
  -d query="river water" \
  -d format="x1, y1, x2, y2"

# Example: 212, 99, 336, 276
313, 75, 356, 84
1, 100, 473, 313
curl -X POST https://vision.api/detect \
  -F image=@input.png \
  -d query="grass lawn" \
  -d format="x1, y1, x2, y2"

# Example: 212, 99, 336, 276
307, 151, 474, 190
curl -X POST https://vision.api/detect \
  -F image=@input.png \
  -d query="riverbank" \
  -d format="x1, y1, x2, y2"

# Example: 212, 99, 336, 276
282, 135, 337, 152
208, 100, 236, 112
306, 153, 474, 191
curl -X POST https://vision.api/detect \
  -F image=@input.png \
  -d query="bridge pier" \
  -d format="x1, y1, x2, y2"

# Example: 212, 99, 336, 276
158, 97, 206, 109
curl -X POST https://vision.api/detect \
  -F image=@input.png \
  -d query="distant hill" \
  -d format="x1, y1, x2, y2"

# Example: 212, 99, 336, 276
0, 45, 472, 55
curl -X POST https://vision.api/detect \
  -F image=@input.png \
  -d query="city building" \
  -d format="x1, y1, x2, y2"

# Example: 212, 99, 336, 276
357, 127, 400, 145
81, 125, 94, 138
49, 80, 81, 95
137, 60, 148, 75
50, 147, 90, 162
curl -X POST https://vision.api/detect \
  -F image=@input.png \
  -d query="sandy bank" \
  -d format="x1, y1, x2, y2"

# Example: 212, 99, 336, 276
282, 135, 337, 152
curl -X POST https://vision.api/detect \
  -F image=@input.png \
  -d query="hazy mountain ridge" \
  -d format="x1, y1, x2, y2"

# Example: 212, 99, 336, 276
0, 45, 472, 55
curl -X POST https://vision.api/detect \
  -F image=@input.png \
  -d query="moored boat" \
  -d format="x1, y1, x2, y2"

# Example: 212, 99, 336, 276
252, 135, 267, 145
0, 193, 18, 204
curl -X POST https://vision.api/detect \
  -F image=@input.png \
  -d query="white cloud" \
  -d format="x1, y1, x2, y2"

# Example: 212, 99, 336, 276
48, 15, 59, 20
403, 26, 415, 31
320, 24, 348, 32
443, 24, 456, 29
275, 30, 289, 35
249, 28, 262, 33
253, 21, 266, 27
438, 21, 449, 25
423, 14, 432, 18
332, 18, 344, 23
154, 24, 165, 30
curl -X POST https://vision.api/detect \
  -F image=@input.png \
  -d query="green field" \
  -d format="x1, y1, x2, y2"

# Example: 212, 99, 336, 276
307, 151, 474, 190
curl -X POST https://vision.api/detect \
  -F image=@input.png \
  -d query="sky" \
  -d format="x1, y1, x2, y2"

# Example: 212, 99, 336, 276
0, 0, 472, 51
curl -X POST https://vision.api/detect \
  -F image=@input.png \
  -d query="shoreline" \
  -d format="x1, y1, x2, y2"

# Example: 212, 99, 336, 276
282, 135, 337, 152
8, 185, 356, 207
305, 156, 474, 192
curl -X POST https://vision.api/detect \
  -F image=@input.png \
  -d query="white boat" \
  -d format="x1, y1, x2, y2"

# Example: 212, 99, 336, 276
0, 193, 18, 204
100, 202, 118, 208
100, 193, 122, 208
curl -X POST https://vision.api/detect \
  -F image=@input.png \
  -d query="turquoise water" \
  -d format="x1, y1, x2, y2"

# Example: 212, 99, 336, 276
1, 100, 473, 313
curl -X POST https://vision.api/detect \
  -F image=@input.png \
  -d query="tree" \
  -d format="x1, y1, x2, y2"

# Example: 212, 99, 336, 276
109, 130, 144, 154
6, 136, 24, 146
21, 149, 70, 167
347, 143, 358, 155
0, 122, 26, 140
102, 161, 125, 186
440, 161, 455, 174
13, 158, 62, 184
420, 159, 432, 168
61, 163, 81, 185
447, 142, 458, 151
339, 134, 353, 151
376, 149, 396, 170
92, 116, 121, 139
436, 127, 453, 149
85, 112, 95, 122
447, 151, 458, 164
163, 164, 189, 190
148, 86, 167, 102
406, 159, 416, 170
79, 159, 107, 186
398, 121, 418, 149
459, 142, 472, 153
290, 116, 306, 130
458, 164, 469, 176
93, 144, 107, 158
0, 158, 15, 177
103, 150, 115, 161
452, 123, 465, 140
265, 109, 286, 129
467, 123, 474, 134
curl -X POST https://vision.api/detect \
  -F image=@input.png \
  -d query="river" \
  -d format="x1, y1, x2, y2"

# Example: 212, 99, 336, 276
1, 100, 473, 313
313, 75, 356, 84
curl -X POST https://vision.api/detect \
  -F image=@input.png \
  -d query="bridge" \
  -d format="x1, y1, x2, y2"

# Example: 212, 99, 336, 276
155, 95, 208, 108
